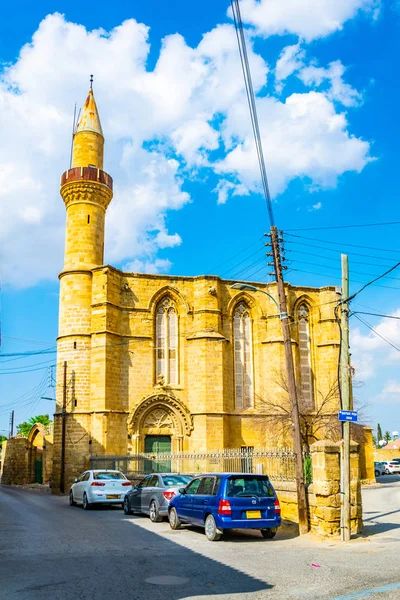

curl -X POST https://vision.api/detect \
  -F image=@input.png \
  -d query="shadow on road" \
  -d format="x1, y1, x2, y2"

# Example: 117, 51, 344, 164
1, 487, 274, 600
375, 475, 400, 484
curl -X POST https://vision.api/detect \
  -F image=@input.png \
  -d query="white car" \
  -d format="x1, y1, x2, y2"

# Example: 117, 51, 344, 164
69, 470, 132, 509
382, 461, 400, 475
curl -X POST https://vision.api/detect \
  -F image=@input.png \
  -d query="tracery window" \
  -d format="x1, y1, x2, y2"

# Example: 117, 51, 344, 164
233, 303, 254, 409
297, 303, 314, 410
156, 298, 178, 385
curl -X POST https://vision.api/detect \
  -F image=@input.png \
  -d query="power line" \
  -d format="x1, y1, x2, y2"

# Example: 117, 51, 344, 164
231, 0, 275, 226
287, 258, 400, 282
286, 248, 398, 269
285, 233, 400, 254
207, 238, 263, 274
352, 314, 400, 353
285, 239, 398, 264
344, 260, 400, 303
352, 311, 400, 320
290, 268, 400, 291
286, 221, 400, 232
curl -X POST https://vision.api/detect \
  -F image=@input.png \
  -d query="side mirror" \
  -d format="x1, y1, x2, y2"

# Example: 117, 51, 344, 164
178, 487, 186, 494
74, 478, 79, 483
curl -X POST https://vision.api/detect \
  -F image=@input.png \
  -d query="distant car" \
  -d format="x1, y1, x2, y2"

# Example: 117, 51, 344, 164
69, 470, 132, 509
374, 462, 386, 477
382, 461, 400, 475
123, 473, 193, 521
168, 473, 281, 542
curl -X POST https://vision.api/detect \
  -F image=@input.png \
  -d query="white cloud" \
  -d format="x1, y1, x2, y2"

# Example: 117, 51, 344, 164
236, 0, 381, 41
382, 380, 400, 394
351, 309, 400, 380
0, 13, 373, 287
308, 202, 322, 211
275, 43, 305, 91
215, 91, 371, 201
299, 61, 362, 107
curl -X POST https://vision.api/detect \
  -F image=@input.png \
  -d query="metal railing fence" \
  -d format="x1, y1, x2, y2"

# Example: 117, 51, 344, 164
89, 447, 297, 482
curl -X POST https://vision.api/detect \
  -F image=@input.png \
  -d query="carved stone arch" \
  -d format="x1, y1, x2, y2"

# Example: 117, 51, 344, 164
293, 294, 318, 323
227, 292, 263, 319
27, 423, 47, 446
148, 285, 191, 316
127, 391, 194, 437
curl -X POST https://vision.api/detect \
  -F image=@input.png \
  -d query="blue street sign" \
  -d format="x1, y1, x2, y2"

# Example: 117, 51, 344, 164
338, 410, 358, 423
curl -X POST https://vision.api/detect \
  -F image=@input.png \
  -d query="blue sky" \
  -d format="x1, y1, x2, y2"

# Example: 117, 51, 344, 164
1, 0, 399, 439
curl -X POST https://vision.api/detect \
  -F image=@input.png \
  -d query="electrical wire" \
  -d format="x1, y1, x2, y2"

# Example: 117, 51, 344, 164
290, 268, 400, 291
284, 239, 398, 265
287, 257, 400, 282
352, 314, 400, 353
231, 0, 274, 226
352, 311, 400, 320
344, 260, 400, 303
285, 233, 400, 255
286, 221, 400, 232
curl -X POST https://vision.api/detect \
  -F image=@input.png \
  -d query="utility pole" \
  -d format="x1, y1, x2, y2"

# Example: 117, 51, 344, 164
60, 361, 67, 494
9, 410, 14, 438
270, 225, 309, 534
340, 254, 351, 541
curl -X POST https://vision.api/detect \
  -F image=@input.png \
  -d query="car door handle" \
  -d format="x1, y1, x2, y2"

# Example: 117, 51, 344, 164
203, 501, 208, 505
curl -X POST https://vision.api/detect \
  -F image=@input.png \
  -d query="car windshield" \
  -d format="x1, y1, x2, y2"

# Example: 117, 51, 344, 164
161, 475, 192, 487
226, 476, 274, 498
93, 471, 126, 480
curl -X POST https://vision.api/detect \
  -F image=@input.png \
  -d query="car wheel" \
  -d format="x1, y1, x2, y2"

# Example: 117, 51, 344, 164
169, 507, 182, 530
375, 470, 380, 477
149, 500, 163, 523
261, 528, 277, 539
385, 469, 390, 475
204, 514, 221, 542
69, 490, 76, 506
82, 493, 91, 510
124, 497, 133, 515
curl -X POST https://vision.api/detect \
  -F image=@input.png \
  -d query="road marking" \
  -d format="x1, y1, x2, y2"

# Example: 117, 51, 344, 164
331, 582, 400, 599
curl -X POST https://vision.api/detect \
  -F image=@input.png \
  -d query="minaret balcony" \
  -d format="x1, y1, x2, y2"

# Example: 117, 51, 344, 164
60, 166, 113, 191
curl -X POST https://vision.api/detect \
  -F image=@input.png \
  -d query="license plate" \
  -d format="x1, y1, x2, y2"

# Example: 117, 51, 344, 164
246, 510, 261, 519
106, 494, 120, 499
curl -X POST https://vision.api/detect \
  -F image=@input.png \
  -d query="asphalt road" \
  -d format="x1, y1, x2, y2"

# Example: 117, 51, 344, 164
0, 476, 399, 600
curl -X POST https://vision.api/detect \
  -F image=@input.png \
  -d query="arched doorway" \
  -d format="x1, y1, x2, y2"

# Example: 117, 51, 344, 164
27, 425, 46, 484
127, 389, 193, 465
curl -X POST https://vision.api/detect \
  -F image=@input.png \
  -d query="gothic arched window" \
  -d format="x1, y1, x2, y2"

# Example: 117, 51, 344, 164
233, 303, 254, 409
297, 303, 314, 410
156, 298, 178, 385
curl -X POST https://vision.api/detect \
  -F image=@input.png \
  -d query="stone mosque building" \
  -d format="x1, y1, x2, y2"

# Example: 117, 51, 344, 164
51, 86, 342, 493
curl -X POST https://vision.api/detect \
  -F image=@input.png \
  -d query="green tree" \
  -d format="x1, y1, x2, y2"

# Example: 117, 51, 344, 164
377, 423, 383, 443
384, 431, 392, 444
16, 415, 52, 438
372, 434, 377, 448
0, 435, 7, 446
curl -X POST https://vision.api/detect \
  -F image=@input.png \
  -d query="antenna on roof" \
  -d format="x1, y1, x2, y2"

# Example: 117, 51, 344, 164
90, 74, 93, 89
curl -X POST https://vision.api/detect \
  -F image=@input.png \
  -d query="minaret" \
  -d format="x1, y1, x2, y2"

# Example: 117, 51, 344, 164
54, 81, 113, 493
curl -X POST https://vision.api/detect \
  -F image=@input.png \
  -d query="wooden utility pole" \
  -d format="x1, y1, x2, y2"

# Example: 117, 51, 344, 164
270, 225, 309, 534
9, 410, 14, 438
60, 361, 67, 494
340, 254, 351, 541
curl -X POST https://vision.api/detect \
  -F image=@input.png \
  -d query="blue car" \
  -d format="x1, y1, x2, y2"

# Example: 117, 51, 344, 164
168, 473, 281, 541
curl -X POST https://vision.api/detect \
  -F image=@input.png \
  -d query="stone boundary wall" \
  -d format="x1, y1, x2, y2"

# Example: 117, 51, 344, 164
0, 439, 29, 485
374, 449, 400, 462
275, 440, 362, 537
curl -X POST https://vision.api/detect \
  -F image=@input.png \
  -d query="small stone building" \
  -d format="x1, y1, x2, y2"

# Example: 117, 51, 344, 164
52, 86, 347, 494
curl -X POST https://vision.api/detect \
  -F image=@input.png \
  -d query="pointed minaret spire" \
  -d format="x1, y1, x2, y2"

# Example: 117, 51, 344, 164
71, 80, 104, 169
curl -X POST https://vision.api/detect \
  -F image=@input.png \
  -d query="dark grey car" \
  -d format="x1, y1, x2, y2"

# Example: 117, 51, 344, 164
123, 474, 192, 522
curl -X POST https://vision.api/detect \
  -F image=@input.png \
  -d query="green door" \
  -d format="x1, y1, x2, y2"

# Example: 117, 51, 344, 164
35, 457, 43, 484
144, 435, 171, 473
